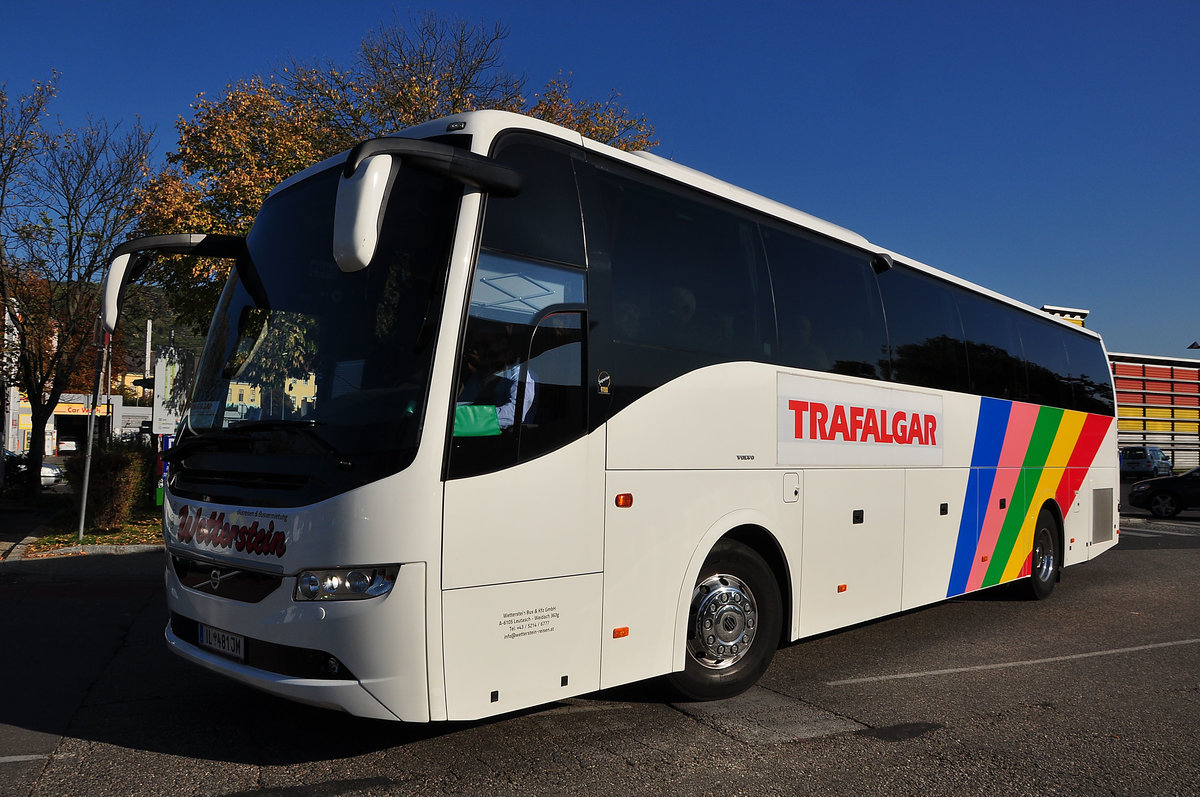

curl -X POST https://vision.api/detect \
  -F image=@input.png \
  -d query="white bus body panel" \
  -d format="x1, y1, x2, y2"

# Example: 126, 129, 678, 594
605, 362, 777, 471
440, 433, 606, 720
901, 468, 973, 611
441, 573, 602, 719
799, 468, 905, 636
600, 469, 800, 689
442, 435, 605, 590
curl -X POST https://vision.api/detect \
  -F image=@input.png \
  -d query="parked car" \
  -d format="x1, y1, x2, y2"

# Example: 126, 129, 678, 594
1127, 468, 1200, 518
1120, 446, 1172, 479
3, 449, 27, 487
40, 462, 63, 487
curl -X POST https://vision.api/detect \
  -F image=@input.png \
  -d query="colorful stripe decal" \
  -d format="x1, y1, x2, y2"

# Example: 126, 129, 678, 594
947, 398, 1113, 598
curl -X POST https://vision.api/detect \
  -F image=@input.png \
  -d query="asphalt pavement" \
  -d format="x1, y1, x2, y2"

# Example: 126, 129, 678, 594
0, 492, 1196, 796
0, 545, 164, 797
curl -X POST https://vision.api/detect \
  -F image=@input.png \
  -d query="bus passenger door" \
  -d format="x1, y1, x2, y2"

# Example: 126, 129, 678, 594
441, 295, 605, 719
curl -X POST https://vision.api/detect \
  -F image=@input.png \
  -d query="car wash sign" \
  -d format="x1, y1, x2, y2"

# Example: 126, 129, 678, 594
777, 373, 943, 466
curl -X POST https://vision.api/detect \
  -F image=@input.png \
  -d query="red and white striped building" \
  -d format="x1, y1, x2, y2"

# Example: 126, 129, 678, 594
1042, 305, 1199, 470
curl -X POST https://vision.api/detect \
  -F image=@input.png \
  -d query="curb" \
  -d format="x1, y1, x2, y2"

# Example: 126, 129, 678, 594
5, 534, 40, 562
2, 509, 162, 562
20, 544, 163, 559
0, 509, 66, 562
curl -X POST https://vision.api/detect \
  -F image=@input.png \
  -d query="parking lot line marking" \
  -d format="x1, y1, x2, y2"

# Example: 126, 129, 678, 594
0, 755, 47, 764
827, 638, 1200, 686
1124, 528, 1198, 537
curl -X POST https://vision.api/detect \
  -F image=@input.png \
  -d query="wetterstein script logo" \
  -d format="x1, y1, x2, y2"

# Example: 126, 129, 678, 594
175, 505, 287, 558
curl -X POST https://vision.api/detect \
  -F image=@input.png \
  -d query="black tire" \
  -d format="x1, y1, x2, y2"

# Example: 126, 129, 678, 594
1025, 507, 1060, 600
668, 540, 782, 701
1149, 492, 1180, 518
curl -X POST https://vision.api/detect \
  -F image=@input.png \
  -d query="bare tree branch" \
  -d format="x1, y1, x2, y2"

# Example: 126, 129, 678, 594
0, 107, 152, 496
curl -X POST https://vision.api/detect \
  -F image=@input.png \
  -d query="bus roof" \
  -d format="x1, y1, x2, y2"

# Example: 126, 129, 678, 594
271, 109, 1103, 343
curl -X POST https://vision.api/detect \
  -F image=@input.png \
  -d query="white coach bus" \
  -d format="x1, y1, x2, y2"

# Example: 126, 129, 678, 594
102, 110, 1118, 722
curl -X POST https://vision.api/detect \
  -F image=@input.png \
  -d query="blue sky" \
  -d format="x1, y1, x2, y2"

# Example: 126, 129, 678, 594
2, 0, 1197, 357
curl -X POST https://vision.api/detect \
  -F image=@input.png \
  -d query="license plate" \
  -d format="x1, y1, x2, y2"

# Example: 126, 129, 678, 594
198, 623, 244, 661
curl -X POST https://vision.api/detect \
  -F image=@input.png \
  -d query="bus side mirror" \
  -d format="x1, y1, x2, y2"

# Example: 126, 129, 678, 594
101, 253, 134, 333
333, 154, 393, 273
101, 233, 246, 332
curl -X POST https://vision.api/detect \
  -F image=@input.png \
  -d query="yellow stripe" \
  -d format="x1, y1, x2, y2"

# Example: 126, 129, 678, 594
1001, 411, 1085, 582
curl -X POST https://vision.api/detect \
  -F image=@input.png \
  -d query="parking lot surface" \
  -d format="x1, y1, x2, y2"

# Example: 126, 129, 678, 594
1, 515, 1197, 796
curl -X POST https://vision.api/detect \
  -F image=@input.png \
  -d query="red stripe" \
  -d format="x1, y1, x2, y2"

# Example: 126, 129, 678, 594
1055, 415, 1113, 509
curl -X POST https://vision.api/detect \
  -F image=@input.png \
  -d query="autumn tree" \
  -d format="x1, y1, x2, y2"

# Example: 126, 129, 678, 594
1, 76, 57, 484
0, 81, 152, 495
137, 11, 657, 332
528, 72, 657, 153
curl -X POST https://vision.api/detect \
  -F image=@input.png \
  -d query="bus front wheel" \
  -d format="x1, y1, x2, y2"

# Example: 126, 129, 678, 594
668, 540, 782, 701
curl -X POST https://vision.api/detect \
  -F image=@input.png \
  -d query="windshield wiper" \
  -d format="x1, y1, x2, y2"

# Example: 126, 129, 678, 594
163, 429, 249, 464
228, 419, 325, 431
165, 420, 345, 466
226, 419, 347, 464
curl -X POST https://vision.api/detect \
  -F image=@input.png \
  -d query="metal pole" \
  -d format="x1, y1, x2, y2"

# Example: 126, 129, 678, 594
144, 318, 152, 403
105, 345, 112, 441
77, 330, 110, 542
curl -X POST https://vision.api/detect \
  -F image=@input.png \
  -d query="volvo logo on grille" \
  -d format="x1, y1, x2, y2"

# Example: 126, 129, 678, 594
207, 568, 239, 591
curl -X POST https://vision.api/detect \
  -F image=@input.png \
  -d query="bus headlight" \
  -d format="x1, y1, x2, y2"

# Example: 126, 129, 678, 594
294, 566, 399, 601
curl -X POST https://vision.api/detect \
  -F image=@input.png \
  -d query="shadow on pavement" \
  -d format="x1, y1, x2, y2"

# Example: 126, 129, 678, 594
0, 550, 487, 766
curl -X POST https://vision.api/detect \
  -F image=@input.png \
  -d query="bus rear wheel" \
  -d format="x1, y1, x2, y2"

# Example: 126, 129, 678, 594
1025, 507, 1060, 600
668, 540, 782, 701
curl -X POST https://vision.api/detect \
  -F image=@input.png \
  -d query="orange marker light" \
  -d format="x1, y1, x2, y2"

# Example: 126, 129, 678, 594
613, 627, 629, 639
836, 584, 847, 593
615, 493, 634, 508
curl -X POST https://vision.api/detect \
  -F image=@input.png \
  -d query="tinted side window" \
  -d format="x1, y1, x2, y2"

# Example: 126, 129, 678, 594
957, 291, 1027, 401
592, 165, 774, 362
761, 225, 887, 379
1017, 314, 1073, 410
877, 265, 969, 392
482, 135, 585, 267
1064, 332, 1116, 415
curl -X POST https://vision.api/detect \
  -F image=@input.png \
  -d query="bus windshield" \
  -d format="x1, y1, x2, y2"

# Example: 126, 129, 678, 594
180, 161, 461, 502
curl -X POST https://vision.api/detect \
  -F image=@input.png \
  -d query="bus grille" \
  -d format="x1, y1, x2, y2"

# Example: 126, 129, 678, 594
172, 554, 283, 603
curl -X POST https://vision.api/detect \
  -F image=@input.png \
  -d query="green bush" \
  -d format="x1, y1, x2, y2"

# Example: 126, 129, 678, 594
63, 441, 158, 530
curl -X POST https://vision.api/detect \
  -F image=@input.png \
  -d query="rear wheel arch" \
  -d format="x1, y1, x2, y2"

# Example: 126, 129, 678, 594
1042, 499, 1065, 580
1025, 501, 1064, 600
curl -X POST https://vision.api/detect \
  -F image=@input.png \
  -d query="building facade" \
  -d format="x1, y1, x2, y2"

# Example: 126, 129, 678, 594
1108, 352, 1200, 470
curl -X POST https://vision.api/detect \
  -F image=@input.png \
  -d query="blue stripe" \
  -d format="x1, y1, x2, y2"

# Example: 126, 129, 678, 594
947, 398, 1012, 596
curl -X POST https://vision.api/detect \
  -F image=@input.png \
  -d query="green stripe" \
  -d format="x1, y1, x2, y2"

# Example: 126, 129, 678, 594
983, 407, 1063, 586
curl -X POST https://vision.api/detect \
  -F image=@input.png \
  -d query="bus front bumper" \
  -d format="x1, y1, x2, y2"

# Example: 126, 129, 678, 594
163, 560, 430, 722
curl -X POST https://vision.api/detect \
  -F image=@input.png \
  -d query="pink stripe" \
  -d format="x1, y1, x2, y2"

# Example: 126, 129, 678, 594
966, 403, 1040, 590
997, 403, 1041, 467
